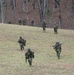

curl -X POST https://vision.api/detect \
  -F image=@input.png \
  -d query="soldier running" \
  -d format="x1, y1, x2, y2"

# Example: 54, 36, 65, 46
25, 49, 34, 66
52, 42, 62, 59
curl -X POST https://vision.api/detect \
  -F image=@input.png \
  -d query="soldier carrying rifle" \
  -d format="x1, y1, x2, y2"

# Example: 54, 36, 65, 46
52, 42, 62, 59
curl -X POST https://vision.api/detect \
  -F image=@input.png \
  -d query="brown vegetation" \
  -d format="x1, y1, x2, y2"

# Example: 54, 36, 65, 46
0, 0, 74, 29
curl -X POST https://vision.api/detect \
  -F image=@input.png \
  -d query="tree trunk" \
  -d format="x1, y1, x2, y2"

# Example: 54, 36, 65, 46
58, 0, 62, 28
72, 0, 74, 17
37, 0, 47, 25
23, 0, 28, 13
3, 0, 7, 23
0, 1, 1, 15
1, 0, 4, 23
31, 0, 36, 9
12, 0, 16, 23
54, 0, 62, 28
71, 0, 74, 29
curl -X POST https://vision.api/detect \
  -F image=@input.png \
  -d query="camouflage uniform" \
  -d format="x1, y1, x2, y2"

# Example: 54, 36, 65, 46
54, 26, 58, 34
18, 18, 22, 25
18, 36, 26, 50
53, 42, 62, 59
31, 19, 34, 26
22, 19, 26, 25
25, 49, 34, 66
42, 20, 46, 31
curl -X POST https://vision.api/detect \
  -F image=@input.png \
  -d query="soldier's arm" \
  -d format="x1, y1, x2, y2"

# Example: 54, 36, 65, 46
18, 40, 20, 43
25, 53, 28, 63
52, 45, 56, 50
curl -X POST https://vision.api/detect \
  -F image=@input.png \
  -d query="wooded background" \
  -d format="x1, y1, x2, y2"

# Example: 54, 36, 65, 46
0, 0, 74, 29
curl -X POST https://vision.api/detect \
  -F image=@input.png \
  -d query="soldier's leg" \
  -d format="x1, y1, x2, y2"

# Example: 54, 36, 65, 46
28, 58, 32, 66
28, 60, 31, 66
54, 28, 56, 33
56, 51, 58, 57
60, 49, 61, 53
55, 30, 57, 34
20, 44, 22, 50
56, 29, 58, 33
43, 27, 46, 31
57, 51, 60, 59
54, 28, 57, 34
43, 27, 44, 31
22, 45, 24, 50
21, 45, 24, 50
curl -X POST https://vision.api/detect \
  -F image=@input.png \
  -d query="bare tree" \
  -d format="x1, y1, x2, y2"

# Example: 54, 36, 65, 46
10, 0, 16, 23
54, 0, 62, 28
72, 0, 74, 17
0, 0, 4, 23
31, 0, 36, 9
23, 0, 28, 13
0, 1, 1, 15
37, 0, 47, 25
3, 0, 8, 23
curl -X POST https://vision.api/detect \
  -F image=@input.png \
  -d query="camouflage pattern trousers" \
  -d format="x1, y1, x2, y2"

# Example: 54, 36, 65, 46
56, 50, 61, 59
28, 58, 32, 66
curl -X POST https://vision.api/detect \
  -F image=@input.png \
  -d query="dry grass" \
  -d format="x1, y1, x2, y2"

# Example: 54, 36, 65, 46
0, 23, 74, 75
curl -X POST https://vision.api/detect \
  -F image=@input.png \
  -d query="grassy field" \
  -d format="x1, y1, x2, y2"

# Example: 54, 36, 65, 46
0, 23, 74, 75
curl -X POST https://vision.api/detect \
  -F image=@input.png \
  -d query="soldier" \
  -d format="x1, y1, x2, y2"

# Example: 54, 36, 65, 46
18, 18, 22, 25
22, 19, 26, 25
25, 49, 34, 66
42, 20, 46, 31
31, 19, 34, 26
18, 36, 26, 50
8, 21, 11, 24
52, 42, 62, 59
54, 25, 58, 34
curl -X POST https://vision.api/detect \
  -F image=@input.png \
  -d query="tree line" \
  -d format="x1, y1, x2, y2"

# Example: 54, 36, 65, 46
0, 0, 74, 28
